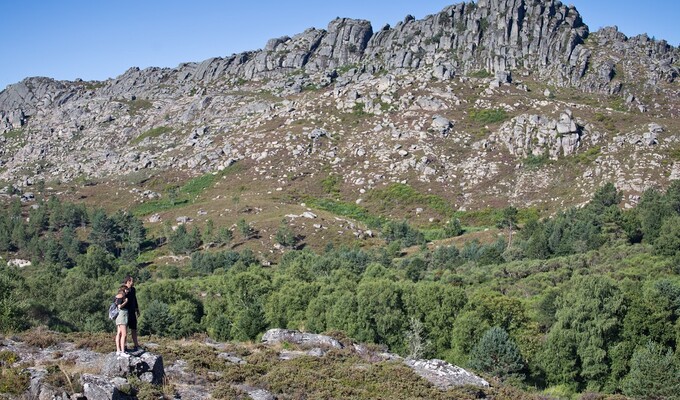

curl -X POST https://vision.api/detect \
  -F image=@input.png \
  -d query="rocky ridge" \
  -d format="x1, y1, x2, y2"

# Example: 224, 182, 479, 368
2, 329, 488, 399
0, 0, 678, 213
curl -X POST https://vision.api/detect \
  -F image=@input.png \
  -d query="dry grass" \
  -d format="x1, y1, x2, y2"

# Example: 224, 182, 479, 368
19, 326, 59, 349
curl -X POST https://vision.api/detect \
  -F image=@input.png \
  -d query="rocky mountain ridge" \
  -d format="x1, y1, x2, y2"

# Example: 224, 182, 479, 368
0, 0, 678, 214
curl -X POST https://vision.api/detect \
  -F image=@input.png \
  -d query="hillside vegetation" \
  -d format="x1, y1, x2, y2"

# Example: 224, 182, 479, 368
1, 183, 680, 398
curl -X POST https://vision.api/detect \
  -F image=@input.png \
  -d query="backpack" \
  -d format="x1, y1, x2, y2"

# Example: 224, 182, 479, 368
108, 301, 119, 320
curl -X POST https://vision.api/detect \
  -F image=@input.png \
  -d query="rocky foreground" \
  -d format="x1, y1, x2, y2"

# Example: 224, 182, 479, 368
1, 328, 489, 400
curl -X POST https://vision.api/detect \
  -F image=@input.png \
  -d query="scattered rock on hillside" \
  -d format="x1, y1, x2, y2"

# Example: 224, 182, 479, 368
405, 359, 489, 389
262, 328, 344, 349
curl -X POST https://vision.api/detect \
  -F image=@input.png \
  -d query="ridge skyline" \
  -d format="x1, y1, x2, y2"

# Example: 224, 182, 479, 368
1, 0, 678, 90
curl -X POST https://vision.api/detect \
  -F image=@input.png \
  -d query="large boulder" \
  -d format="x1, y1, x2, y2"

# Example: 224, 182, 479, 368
100, 351, 165, 384
404, 359, 489, 389
81, 374, 134, 400
261, 328, 344, 349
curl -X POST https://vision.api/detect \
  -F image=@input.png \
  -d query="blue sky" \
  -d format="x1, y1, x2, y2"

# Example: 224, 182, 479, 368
1, 0, 678, 90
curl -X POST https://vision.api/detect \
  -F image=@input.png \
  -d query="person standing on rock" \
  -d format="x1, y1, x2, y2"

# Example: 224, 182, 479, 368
114, 285, 129, 356
124, 275, 141, 352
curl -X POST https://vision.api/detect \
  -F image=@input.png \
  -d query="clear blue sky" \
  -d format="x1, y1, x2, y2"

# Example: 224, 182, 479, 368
1, 1, 678, 90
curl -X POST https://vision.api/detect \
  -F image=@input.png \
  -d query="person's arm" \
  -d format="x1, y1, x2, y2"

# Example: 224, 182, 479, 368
133, 289, 140, 316
116, 294, 128, 308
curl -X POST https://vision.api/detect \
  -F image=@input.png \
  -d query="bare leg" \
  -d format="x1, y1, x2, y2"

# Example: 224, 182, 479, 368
131, 329, 139, 348
116, 325, 124, 352
121, 327, 127, 352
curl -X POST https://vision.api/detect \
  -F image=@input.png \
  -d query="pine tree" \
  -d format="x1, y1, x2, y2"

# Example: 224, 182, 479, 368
621, 342, 680, 400
468, 326, 525, 382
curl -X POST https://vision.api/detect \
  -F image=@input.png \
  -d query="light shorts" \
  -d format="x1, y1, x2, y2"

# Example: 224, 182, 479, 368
116, 308, 128, 326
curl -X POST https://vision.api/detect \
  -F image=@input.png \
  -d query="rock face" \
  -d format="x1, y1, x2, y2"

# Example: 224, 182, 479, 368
100, 351, 165, 384
490, 110, 584, 158
0, 0, 677, 210
81, 373, 134, 400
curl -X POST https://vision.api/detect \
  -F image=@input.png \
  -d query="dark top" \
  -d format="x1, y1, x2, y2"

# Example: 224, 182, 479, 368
114, 294, 126, 306
124, 286, 138, 313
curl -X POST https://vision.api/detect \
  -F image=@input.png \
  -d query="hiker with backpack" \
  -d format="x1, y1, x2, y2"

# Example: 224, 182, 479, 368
114, 284, 129, 356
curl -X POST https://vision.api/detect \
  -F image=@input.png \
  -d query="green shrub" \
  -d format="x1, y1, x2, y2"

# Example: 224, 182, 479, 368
369, 183, 452, 216
131, 126, 172, 145
139, 300, 173, 336
275, 222, 299, 248
0, 365, 30, 395
382, 220, 425, 247
524, 153, 549, 169
307, 198, 385, 228
469, 108, 508, 124
352, 102, 367, 116
470, 69, 493, 78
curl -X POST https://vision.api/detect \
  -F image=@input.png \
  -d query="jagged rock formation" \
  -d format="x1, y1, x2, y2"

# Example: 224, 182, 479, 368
489, 109, 585, 158
0, 0, 678, 212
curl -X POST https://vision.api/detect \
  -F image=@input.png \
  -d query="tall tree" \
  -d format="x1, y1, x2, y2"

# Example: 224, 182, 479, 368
542, 275, 626, 392
469, 326, 526, 382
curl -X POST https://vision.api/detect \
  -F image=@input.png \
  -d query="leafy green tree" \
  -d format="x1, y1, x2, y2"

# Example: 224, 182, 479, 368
215, 227, 233, 246
88, 209, 118, 254
55, 270, 108, 331
275, 221, 299, 248
305, 270, 359, 333
469, 326, 526, 382
621, 342, 680, 400
0, 270, 29, 333
638, 188, 673, 243
619, 280, 680, 362
237, 218, 254, 240
450, 291, 527, 365
429, 245, 461, 270
497, 206, 518, 246
27, 204, 48, 236
654, 215, 680, 257
265, 280, 319, 330
79, 245, 115, 280
169, 224, 201, 255
542, 275, 626, 391
381, 220, 425, 247
11, 221, 28, 252
118, 213, 146, 262
588, 182, 622, 213
444, 218, 464, 237
60, 225, 82, 264
169, 299, 203, 338
202, 219, 215, 244
224, 266, 272, 340
140, 300, 174, 336
402, 281, 466, 356
0, 213, 11, 252
356, 278, 408, 353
